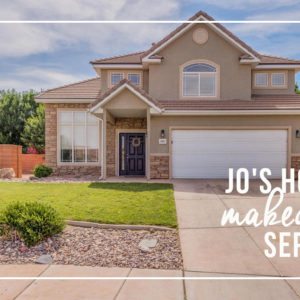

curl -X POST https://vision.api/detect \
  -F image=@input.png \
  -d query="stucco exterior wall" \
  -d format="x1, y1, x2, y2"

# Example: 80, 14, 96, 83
104, 89, 148, 110
148, 24, 252, 100
150, 115, 300, 153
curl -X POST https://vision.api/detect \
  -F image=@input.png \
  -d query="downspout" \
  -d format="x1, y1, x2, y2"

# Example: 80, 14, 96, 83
99, 118, 104, 180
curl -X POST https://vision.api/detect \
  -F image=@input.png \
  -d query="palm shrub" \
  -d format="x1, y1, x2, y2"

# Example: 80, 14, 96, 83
3, 201, 65, 247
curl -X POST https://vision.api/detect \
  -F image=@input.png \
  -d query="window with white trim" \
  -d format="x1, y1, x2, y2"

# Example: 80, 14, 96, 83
254, 73, 268, 87
253, 71, 287, 89
128, 73, 141, 86
111, 73, 124, 85
271, 73, 285, 87
59, 111, 99, 164
182, 63, 217, 97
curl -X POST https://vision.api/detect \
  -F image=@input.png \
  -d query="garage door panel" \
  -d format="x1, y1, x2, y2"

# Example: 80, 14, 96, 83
172, 130, 287, 179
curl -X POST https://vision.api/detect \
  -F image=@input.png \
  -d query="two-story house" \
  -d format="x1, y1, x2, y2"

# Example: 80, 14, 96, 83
36, 11, 300, 179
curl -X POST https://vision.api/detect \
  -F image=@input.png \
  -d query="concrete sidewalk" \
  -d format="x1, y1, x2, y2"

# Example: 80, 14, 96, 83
0, 265, 184, 300
2, 264, 300, 300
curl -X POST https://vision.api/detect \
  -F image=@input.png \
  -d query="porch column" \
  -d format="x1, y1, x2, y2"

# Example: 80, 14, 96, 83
146, 108, 151, 180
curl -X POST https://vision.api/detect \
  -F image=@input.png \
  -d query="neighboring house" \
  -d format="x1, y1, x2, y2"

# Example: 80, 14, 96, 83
36, 11, 300, 179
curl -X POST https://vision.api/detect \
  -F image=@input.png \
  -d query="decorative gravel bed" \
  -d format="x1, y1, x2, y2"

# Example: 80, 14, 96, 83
0, 226, 183, 270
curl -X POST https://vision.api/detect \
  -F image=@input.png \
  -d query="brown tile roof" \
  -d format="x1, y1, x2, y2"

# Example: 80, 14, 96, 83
35, 77, 101, 100
89, 79, 162, 110
159, 94, 300, 111
259, 54, 300, 65
90, 51, 144, 64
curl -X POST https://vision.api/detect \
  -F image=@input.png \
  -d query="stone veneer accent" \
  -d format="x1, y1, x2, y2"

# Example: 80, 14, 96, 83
44, 103, 101, 176
150, 155, 170, 179
292, 156, 300, 178
106, 118, 147, 177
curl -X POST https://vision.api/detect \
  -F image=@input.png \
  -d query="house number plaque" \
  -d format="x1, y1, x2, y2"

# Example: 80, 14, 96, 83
159, 139, 167, 145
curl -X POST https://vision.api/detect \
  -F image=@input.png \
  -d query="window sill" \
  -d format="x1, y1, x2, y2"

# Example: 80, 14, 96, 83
180, 95, 219, 100
57, 163, 101, 167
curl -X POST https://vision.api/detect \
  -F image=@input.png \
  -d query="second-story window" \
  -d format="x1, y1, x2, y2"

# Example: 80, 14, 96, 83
271, 73, 285, 87
183, 63, 217, 97
254, 73, 268, 87
253, 71, 287, 89
111, 73, 124, 85
128, 73, 141, 86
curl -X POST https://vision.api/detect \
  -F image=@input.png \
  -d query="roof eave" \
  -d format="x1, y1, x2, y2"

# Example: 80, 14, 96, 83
255, 64, 300, 70
35, 98, 94, 103
162, 109, 300, 116
91, 63, 143, 69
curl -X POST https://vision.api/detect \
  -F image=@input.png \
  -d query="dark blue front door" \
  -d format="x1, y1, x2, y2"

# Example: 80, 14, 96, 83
119, 133, 145, 176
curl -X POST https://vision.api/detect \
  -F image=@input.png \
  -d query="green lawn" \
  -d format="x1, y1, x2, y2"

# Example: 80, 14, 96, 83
0, 182, 177, 227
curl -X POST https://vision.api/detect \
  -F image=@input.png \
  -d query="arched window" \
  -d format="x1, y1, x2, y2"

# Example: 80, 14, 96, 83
182, 62, 218, 97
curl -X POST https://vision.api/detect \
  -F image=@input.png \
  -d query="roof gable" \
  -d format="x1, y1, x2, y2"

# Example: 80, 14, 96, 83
89, 79, 162, 113
142, 11, 260, 62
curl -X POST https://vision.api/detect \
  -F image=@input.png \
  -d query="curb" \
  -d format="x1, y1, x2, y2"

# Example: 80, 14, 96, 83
66, 220, 175, 231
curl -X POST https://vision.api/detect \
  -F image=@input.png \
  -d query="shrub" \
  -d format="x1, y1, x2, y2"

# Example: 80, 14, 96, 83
34, 165, 53, 178
3, 201, 65, 247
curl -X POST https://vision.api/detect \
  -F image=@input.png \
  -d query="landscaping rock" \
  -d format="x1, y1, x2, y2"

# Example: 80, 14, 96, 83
138, 239, 158, 252
0, 168, 15, 179
0, 226, 182, 270
35, 254, 53, 264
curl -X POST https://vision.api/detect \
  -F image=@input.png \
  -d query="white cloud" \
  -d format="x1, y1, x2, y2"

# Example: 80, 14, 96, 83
228, 23, 289, 38
0, 0, 179, 58
0, 23, 175, 58
0, 67, 86, 91
0, 0, 179, 20
226, 9, 300, 58
188, 0, 299, 10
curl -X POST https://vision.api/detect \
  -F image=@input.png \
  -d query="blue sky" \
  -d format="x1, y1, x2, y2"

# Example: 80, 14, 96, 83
1, 0, 300, 92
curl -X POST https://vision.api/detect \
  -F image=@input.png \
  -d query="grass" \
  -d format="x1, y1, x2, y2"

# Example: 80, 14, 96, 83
0, 182, 177, 227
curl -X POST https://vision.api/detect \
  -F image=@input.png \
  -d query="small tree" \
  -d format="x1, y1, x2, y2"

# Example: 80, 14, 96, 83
0, 90, 38, 145
295, 83, 300, 94
21, 105, 45, 153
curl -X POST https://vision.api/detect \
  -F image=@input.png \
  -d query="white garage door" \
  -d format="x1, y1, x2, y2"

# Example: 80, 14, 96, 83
172, 129, 288, 179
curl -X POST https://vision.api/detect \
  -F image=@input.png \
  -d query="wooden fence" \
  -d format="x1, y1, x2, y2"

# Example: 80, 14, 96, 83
0, 144, 22, 177
0, 145, 45, 177
22, 154, 45, 174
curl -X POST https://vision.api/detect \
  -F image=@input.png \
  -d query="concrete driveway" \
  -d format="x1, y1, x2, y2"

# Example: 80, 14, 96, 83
174, 179, 300, 299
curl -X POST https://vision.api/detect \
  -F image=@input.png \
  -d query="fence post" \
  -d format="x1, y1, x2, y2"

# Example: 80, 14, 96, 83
16, 146, 22, 178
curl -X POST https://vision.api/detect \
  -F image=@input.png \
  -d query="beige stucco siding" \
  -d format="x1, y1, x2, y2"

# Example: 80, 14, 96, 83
103, 89, 148, 110
100, 69, 108, 93
252, 70, 295, 95
143, 70, 149, 93
148, 24, 252, 100
150, 115, 300, 153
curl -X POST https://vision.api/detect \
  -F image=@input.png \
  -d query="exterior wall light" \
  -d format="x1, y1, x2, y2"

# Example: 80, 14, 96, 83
160, 129, 165, 138
296, 130, 300, 138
